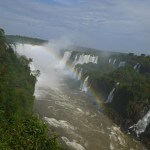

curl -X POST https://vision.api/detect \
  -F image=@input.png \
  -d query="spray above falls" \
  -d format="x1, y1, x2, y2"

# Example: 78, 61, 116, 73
60, 51, 72, 68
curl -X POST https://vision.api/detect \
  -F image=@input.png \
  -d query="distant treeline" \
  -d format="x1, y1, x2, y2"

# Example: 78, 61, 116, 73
6, 35, 48, 45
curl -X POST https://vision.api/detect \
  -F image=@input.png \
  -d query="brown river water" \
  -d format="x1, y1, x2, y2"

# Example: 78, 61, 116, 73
15, 43, 146, 150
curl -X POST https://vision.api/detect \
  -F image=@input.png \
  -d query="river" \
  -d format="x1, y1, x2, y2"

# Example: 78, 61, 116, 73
15, 43, 146, 150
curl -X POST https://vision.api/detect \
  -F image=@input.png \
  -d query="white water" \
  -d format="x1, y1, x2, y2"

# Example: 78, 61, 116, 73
118, 61, 126, 67
73, 54, 98, 67
129, 110, 150, 136
15, 43, 146, 150
62, 137, 85, 150
106, 82, 119, 103
29, 62, 36, 76
60, 51, 72, 68
44, 117, 75, 131
113, 59, 117, 65
133, 63, 141, 71
80, 76, 89, 92
77, 68, 82, 80
106, 88, 116, 103
109, 58, 112, 63
109, 58, 117, 65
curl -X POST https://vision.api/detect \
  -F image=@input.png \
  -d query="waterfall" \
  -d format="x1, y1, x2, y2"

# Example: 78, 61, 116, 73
80, 76, 89, 92
133, 63, 141, 71
109, 58, 112, 63
106, 82, 119, 103
106, 88, 116, 103
118, 61, 126, 67
73, 54, 98, 66
60, 51, 72, 68
77, 68, 82, 80
62, 51, 72, 64
113, 59, 117, 65
129, 110, 150, 136
29, 62, 36, 76
10, 44, 16, 52
73, 67, 78, 79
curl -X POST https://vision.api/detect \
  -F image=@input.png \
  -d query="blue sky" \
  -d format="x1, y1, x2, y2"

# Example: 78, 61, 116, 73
0, 0, 150, 54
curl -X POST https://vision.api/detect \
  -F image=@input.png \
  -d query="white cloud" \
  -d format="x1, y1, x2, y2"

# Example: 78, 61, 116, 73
0, 0, 150, 53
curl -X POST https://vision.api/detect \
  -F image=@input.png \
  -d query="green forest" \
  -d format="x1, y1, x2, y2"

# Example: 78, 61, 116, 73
0, 29, 64, 150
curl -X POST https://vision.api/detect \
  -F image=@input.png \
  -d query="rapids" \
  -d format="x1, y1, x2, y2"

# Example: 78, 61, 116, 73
15, 43, 146, 150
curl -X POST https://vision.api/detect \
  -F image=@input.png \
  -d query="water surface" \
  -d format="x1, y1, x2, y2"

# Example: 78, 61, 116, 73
16, 44, 146, 150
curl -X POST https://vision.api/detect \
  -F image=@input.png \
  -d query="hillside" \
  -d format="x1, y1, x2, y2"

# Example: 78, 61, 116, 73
0, 29, 64, 149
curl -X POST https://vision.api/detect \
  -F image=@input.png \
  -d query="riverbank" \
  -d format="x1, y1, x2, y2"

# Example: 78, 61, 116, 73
0, 28, 64, 150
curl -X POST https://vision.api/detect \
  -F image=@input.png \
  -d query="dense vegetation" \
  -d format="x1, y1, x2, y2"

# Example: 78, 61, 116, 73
70, 49, 150, 148
6, 35, 48, 45
0, 29, 63, 149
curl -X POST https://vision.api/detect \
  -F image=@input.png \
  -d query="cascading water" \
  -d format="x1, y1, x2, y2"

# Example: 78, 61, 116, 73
10, 44, 16, 52
118, 61, 126, 67
73, 67, 78, 79
109, 58, 112, 63
73, 54, 98, 66
77, 68, 82, 80
29, 62, 36, 76
113, 59, 117, 65
133, 63, 141, 71
80, 76, 89, 92
106, 82, 119, 103
60, 51, 72, 68
129, 110, 150, 136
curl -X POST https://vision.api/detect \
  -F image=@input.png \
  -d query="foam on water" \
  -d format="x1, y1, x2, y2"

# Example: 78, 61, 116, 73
44, 117, 75, 131
62, 137, 85, 150
55, 101, 74, 110
109, 58, 112, 63
109, 126, 126, 149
